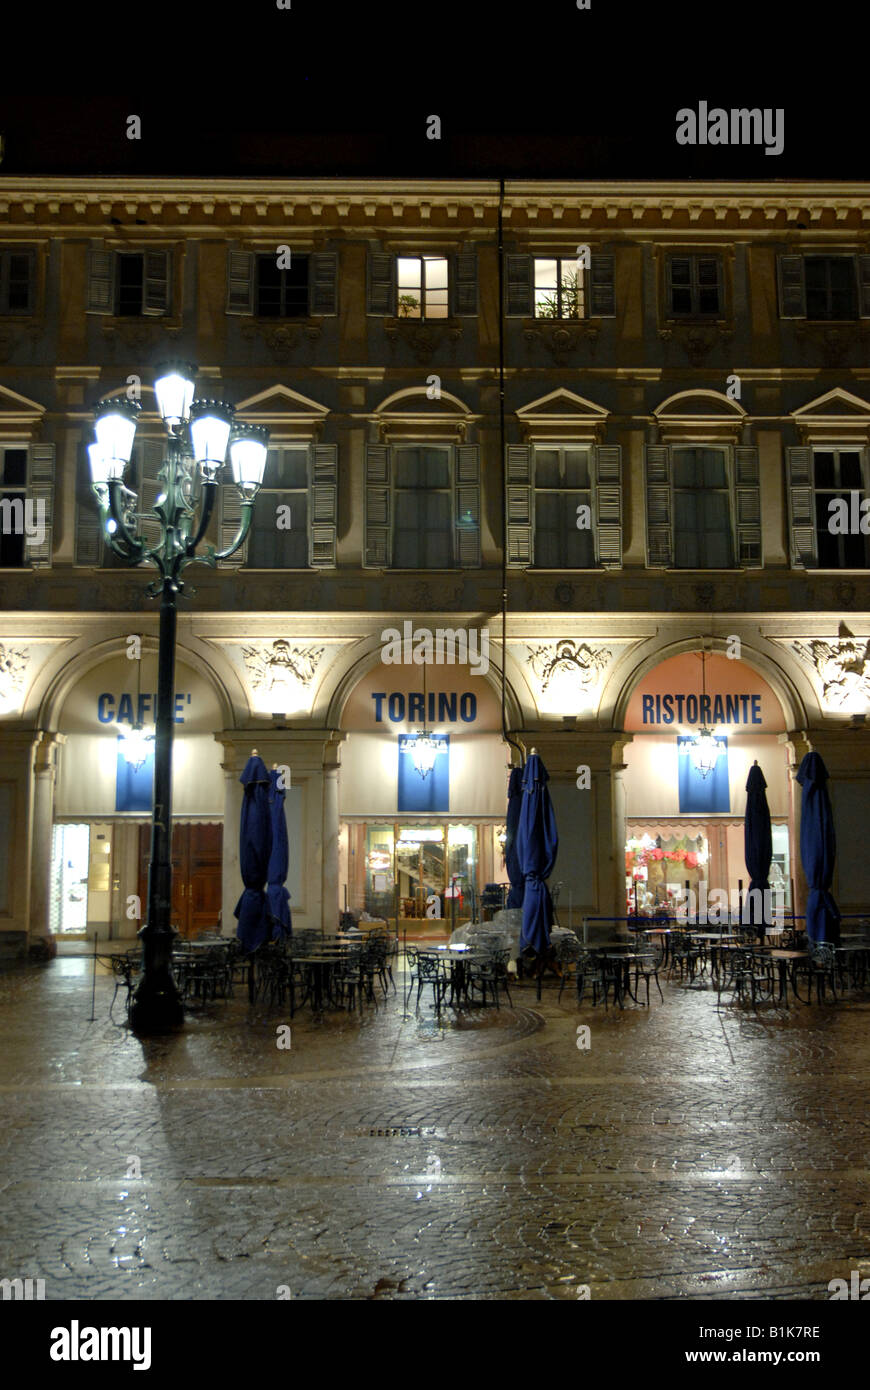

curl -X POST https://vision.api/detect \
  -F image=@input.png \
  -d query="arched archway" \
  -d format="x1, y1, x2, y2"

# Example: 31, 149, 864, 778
41, 639, 231, 942
615, 642, 798, 920
331, 637, 520, 929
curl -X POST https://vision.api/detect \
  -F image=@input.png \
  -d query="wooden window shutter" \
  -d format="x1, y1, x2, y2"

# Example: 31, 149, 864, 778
366, 253, 396, 315
593, 444, 622, 568
226, 249, 255, 315
777, 255, 807, 318
74, 441, 103, 566
589, 255, 615, 318
135, 439, 166, 561
858, 255, 870, 318
450, 251, 478, 316
505, 255, 533, 317
87, 247, 115, 314
786, 445, 816, 567
310, 253, 338, 316
645, 445, 673, 567
734, 445, 762, 568
506, 444, 533, 566
220, 487, 248, 567
364, 444, 391, 567
310, 443, 338, 567
142, 249, 170, 316
25, 443, 54, 567
454, 444, 481, 566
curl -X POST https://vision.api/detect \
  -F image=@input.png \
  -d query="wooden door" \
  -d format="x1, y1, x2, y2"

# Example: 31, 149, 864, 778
138, 823, 223, 939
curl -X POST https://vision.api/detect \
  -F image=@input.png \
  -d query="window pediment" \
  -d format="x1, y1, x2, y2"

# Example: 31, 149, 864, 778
235, 384, 330, 441
371, 387, 474, 443
0, 383, 45, 436
516, 388, 609, 443
792, 388, 870, 443
653, 389, 745, 444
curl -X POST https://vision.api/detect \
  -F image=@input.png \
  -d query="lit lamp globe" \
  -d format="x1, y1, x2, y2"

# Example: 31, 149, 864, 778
92, 398, 140, 481
154, 362, 197, 429
229, 423, 269, 496
189, 400, 235, 481
119, 723, 155, 773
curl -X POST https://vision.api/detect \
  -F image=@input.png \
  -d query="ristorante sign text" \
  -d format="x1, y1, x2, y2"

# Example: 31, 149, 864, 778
642, 693, 762, 726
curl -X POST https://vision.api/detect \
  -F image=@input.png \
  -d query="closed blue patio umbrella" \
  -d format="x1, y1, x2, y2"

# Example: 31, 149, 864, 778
504, 765, 525, 910
234, 753, 272, 952
516, 751, 558, 958
266, 766, 292, 940
743, 761, 773, 942
797, 751, 841, 946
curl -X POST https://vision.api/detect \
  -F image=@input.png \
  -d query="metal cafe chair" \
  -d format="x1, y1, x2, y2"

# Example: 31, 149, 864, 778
467, 948, 513, 1010
792, 944, 838, 1005
632, 951, 664, 1006
109, 950, 142, 1020
405, 949, 448, 1013
723, 948, 776, 1007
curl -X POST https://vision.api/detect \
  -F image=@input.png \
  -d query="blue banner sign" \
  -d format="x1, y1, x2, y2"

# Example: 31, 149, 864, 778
398, 734, 449, 813
643, 693, 761, 726
98, 693, 191, 725
372, 692, 476, 723
116, 746, 154, 813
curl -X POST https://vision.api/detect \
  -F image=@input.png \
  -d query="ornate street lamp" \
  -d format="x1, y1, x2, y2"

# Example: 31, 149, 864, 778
89, 363, 269, 1033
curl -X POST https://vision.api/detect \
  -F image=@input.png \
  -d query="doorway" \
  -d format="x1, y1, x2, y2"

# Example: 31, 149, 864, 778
137, 822, 223, 939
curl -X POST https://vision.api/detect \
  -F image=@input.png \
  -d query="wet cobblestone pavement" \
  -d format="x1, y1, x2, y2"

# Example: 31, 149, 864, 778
1, 955, 869, 1300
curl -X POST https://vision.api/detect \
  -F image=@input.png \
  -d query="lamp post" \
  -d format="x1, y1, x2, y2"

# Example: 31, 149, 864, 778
89, 363, 269, 1033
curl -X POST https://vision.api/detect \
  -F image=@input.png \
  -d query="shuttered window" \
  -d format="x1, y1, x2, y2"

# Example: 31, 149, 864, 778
777, 254, 870, 320
646, 444, 761, 569
86, 248, 171, 316
0, 442, 54, 568
506, 444, 622, 568
226, 250, 338, 317
363, 443, 481, 569
505, 253, 615, 317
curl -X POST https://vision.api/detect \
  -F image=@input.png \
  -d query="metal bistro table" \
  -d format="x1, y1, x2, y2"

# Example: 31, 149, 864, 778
416, 944, 482, 1008
297, 946, 354, 1013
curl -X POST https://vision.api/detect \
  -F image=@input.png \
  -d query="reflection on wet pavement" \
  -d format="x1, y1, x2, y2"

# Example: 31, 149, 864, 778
1, 955, 869, 1299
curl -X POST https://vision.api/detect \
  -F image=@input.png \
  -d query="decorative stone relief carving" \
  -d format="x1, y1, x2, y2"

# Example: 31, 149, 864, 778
526, 639, 613, 694
658, 322, 733, 366
240, 320, 322, 362
385, 579, 464, 610
792, 625, 870, 707
0, 643, 29, 700
241, 640, 324, 692
794, 322, 868, 369
522, 321, 599, 361
382, 319, 463, 362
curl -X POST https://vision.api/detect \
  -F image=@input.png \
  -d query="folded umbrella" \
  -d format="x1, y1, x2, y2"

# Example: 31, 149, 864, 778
266, 766, 292, 941
504, 765, 526, 910
516, 752, 558, 958
743, 761, 773, 941
234, 754, 272, 952
796, 751, 841, 946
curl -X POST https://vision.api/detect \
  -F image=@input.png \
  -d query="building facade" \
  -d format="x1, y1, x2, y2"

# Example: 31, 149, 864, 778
1, 177, 869, 950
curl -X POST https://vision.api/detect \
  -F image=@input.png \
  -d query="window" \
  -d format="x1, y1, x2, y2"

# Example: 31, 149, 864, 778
813, 449, 870, 568
533, 447, 594, 566
778, 253, 870, 321
394, 446, 453, 567
666, 256, 722, 317
255, 254, 310, 317
673, 448, 734, 568
533, 259, 584, 319
396, 257, 449, 320
806, 258, 858, 320
86, 248, 170, 317
246, 448, 309, 568
0, 250, 35, 314
0, 446, 28, 566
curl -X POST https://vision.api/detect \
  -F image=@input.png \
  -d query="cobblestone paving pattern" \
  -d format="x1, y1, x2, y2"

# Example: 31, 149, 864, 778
1, 956, 869, 1299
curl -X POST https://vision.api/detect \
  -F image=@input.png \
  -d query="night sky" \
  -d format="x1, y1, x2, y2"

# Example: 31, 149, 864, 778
0, 2, 865, 181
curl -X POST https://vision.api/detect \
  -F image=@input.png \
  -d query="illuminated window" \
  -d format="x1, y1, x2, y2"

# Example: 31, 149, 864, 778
396, 256, 449, 320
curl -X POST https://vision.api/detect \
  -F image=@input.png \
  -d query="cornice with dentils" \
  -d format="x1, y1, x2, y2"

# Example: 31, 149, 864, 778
0, 179, 868, 230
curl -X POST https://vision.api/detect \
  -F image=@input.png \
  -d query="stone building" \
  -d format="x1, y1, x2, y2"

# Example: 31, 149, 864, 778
0, 176, 868, 951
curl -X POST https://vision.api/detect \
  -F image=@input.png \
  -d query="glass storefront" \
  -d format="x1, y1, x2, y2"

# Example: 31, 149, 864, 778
345, 820, 508, 922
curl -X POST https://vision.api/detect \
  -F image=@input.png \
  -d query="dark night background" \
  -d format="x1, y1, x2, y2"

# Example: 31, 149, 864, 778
0, 2, 864, 179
